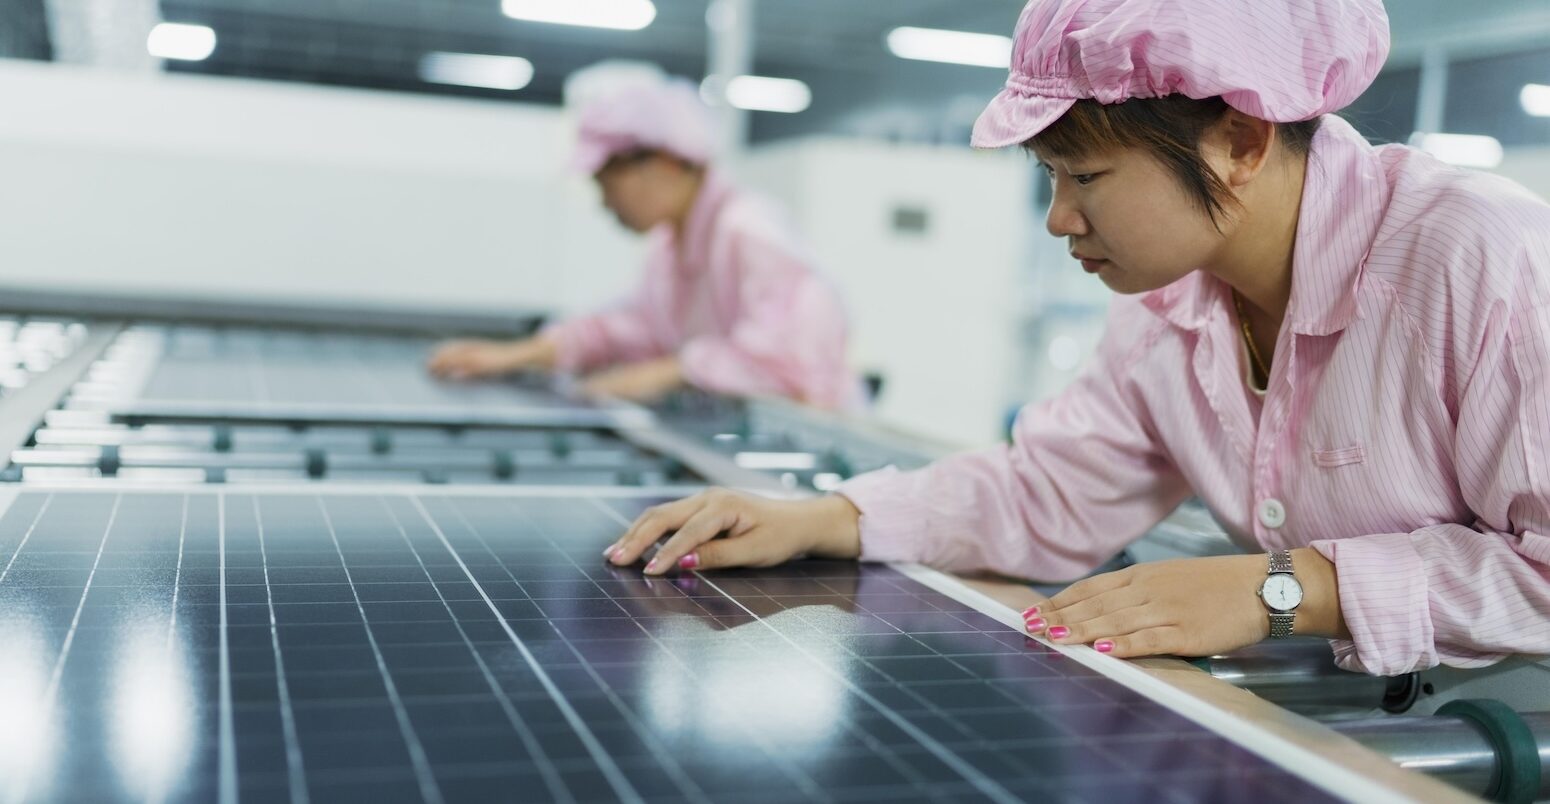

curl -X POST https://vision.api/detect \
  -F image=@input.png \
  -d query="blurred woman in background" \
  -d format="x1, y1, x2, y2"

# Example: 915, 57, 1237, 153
429, 79, 862, 410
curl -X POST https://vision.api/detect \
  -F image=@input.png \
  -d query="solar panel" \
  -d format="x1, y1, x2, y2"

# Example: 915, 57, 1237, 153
0, 485, 1394, 804
10, 419, 700, 487
65, 325, 652, 429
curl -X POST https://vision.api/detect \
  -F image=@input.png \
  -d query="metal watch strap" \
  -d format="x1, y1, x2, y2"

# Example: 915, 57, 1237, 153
1266, 550, 1296, 638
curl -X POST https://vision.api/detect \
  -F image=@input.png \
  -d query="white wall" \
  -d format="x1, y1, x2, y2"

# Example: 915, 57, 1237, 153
740, 139, 1033, 446
0, 59, 642, 317
1496, 145, 1550, 204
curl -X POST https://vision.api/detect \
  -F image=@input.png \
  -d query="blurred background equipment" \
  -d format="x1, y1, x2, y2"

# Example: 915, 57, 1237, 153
2, 0, 1549, 444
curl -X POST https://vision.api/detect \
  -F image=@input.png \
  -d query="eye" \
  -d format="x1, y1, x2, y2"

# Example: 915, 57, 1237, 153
1072, 173, 1098, 186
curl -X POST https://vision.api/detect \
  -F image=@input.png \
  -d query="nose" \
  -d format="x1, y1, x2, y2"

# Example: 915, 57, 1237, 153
1045, 180, 1090, 239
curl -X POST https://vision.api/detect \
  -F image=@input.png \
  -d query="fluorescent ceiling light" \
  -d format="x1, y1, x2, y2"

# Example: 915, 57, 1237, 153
418, 52, 533, 91
710, 75, 812, 114
1409, 132, 1504, 169
886, 27, 1012, 68
501, 0, 656, 30
1522, 83, 1550, 118
147, 23, 216, 62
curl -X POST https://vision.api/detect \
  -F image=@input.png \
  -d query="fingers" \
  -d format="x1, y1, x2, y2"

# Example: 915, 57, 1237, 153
605, 495, 707, 566
604, 490, 799, 576
1037, 586, 1145, 631
687, 534, 787, 572
428, 342, 488, 379
1033, 600, 1170, 646
1085, 626, 1188, 659
641, 506, 740, 575
1041, 566, 1133, 612
429, 340, 530, 380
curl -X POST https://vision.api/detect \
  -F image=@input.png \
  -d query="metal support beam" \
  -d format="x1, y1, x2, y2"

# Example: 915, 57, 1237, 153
1414, 45, 1449, 136
705, 0, 754, 158
44, 0, 160, 72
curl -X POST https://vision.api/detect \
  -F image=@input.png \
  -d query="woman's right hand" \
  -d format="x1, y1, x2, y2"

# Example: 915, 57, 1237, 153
604, 489, 863, 575
427, 336, 557, 380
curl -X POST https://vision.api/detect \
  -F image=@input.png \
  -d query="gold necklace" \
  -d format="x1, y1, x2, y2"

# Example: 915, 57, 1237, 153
1233, 291, 1271, 386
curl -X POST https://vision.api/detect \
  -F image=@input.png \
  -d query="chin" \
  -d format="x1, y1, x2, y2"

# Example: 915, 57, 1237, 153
1100, 266, 1185, 295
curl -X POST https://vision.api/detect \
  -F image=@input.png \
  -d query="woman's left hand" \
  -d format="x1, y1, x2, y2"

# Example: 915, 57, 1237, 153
1026, 549, 1342, 658
581, 356, 685, 402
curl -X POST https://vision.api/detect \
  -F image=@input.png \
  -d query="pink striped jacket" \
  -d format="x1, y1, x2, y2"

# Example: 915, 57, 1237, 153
544, 171, 862, 411
840, 115, 1550, 676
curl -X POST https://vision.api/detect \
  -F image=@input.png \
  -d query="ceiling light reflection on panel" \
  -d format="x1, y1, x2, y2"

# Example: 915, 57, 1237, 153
419, 52, 534, 91
501, 0, 656, 30
1409, 132, 1504, 169
706, 75, 812, 114
1523, 84, 1550, 118
885, 26, 1012, 69
147, 23, 217, 62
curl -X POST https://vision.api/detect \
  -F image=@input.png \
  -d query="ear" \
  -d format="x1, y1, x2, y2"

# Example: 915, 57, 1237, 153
1212, 110, 1276, 189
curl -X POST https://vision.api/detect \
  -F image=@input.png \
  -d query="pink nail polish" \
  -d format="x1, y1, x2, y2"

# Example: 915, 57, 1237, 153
1022, 605, 1040, 618
1024, 617, 1045, 631
1048, 626, 1070, 640
678, 553, 699, 570
1094, 640, 1114, 653
644, 558, 659, 573
602, 545, 617, 558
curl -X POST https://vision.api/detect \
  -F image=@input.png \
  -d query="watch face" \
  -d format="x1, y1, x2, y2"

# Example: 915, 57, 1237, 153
1261, 574, 1304, 612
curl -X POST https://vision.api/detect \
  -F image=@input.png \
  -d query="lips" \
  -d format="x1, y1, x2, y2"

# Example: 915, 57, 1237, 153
1074, 254, 1108, 274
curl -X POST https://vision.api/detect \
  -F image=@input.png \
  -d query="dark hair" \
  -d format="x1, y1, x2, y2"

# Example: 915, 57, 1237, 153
1027, 96, 1320, 226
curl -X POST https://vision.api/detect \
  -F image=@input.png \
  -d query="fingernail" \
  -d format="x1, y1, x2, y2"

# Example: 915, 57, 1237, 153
678, 553, 699, 570
1024, 617, 1045, 631
644, 558, 660, 573
1094, 640, 1114, 653
602, 545, 617, 558
1021, 606, 1040, 618
1048, 626, 1070, 640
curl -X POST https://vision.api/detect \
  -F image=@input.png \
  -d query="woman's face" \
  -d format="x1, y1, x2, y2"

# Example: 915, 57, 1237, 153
1039, 145, 1233, 295
594, 154, 693, 233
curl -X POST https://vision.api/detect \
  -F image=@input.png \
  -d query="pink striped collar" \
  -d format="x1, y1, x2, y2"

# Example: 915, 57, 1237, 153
672, 168, 736, 273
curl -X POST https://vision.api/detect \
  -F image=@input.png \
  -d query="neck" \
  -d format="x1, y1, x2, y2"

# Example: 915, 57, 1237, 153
1207, 152, 1307, 326
668, 170, 707, 240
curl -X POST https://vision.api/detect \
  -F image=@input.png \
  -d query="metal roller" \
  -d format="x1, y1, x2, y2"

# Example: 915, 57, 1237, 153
1191, 638, 1421, 714
1330, 700, 1549, 803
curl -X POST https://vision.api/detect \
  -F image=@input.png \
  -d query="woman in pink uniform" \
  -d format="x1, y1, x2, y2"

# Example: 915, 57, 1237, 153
429, 80, 861, 410
605, 0, 1550, 676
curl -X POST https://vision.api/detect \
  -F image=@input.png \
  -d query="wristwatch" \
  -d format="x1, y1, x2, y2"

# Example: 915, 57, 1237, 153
1257, 550, 1303, 638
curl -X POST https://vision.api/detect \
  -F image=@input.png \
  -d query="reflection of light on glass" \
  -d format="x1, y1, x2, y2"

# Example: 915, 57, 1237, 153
1522, 84, 1550, 118
1408, 132, 1504, 169
0, 617, 59, 800
1047, 335, 1081, 371
641, 611, 846, 755
110, 623, 195, 802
